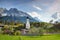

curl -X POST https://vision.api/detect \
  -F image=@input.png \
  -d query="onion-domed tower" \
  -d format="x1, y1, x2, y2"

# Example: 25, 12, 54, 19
26, 17, 30, 29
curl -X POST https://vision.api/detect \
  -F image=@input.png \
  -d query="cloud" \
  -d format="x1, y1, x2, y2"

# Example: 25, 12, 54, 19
27, 12, 41, 17
0, 0, 59, 22
27, 12, 52, 22
41, 0, 60, 22
33, 5, 42, 10
45, 0, 60, 14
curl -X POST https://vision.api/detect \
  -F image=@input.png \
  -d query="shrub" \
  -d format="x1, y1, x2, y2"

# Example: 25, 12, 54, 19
14, 30, 21, 35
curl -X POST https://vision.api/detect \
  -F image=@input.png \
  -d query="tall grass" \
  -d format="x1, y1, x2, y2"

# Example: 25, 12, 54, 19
0, 34, 60, 40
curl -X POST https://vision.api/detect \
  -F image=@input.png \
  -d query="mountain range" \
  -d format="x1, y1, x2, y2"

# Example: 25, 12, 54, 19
0, 8, 60, 23
0, 8, 40, 23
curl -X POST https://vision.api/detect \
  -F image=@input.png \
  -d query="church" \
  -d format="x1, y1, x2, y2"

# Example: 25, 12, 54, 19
21, 17, 30, 34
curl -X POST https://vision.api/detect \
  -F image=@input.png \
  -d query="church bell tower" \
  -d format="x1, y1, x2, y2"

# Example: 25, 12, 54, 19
26, 17, 30, 29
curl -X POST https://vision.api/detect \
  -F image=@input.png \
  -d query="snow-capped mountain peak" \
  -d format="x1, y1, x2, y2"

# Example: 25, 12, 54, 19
0, 8, 39, 22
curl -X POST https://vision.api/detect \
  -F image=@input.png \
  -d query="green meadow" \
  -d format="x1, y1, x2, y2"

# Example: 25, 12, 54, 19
0, 34, 60, 40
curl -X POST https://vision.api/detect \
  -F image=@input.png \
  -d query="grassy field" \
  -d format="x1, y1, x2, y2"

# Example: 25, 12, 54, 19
0, 34, 60, 40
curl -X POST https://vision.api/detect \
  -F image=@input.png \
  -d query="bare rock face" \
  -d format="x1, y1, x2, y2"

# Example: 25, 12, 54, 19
0, 8, 39, 23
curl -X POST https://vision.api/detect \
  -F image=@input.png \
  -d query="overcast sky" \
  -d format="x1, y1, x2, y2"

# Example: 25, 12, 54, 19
0, 0, 60, 22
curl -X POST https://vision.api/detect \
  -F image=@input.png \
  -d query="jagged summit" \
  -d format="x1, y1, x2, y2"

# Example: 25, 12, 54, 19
0, 8, 40, 23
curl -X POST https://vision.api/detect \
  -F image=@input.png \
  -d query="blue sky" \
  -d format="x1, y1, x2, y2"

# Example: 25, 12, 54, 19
0, 0, 60, 22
